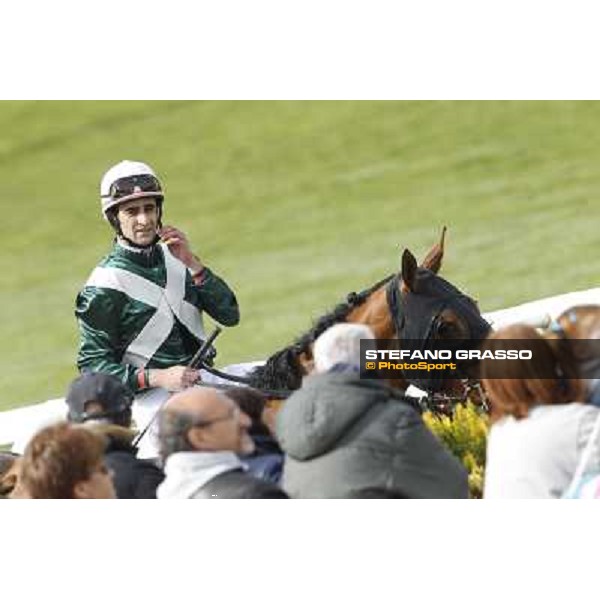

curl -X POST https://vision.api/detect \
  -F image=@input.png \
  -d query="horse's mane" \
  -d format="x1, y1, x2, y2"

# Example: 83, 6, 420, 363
247, 274, 394, 392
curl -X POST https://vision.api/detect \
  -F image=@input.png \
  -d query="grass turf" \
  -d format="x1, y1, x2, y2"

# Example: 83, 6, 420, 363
0, 101, 598, 410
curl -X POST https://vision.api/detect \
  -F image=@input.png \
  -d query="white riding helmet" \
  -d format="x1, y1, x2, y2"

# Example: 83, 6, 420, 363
99, 160, 164, 219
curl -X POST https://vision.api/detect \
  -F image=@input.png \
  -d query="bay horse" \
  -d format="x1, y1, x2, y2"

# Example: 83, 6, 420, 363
246, 228, 491, 399
545, 305, 600, 405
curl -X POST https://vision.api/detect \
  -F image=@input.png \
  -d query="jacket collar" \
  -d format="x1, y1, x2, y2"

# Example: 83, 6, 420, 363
85, 423, 137, 454
157, 451, 245, 499
113, 238, 164, 267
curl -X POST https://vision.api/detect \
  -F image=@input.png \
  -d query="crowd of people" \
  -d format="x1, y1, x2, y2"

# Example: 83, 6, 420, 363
1, 159, 598, 499
1, 316, 599, 499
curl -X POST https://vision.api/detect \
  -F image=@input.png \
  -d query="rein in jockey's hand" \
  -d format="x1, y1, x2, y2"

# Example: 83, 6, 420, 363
148, 365, 201, 392
158, 225, 205, 274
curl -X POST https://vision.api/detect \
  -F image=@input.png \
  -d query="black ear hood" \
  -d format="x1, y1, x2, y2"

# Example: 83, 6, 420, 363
396, 269, 491, 391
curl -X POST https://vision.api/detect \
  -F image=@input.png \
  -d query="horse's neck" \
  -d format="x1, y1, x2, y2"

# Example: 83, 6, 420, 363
346, 286, 396, 338
253, 283, 396, 392
293, 287, 393, 380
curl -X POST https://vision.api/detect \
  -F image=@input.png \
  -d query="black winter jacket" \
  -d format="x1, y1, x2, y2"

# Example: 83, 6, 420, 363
193, 469, 288, 499
93, 425, 164, 499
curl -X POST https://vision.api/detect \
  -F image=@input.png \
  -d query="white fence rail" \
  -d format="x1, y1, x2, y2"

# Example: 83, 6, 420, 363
1, 287, 599, 451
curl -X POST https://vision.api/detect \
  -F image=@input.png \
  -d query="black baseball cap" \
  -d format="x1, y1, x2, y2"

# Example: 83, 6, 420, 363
66, 372, 134, 424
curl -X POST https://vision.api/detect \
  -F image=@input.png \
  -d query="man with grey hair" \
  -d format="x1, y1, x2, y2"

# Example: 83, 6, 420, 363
156, 386, 287, 499
312, 322, 374, 373
276, 323, 469, 498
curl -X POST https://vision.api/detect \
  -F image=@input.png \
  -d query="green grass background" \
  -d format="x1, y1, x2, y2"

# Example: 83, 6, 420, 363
0, 101, 597, 410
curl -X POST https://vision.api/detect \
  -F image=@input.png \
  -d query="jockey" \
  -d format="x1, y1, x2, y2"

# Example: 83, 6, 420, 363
75, 160, 240, 455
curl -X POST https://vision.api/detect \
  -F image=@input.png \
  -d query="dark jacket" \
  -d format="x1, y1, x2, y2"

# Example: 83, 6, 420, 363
157, 451, 287, 499
276, 372, 469, 499
94, 425, 164, 499
242, 434, 284, 484
193, 469, 288, 499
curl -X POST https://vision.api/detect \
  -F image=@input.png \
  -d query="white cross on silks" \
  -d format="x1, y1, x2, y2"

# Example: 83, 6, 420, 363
84, 243, 206, 368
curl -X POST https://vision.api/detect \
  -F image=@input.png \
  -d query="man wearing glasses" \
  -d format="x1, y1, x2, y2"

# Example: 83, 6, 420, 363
75, 160, 239, 456
156, 387, 287, 499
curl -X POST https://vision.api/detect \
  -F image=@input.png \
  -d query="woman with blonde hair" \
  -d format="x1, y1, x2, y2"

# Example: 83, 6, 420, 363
481, 324, 600, 499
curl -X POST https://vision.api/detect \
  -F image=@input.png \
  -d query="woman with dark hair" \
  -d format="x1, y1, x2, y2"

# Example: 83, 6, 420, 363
222, 386, 284, 484
16, 422, 116, 499
481, 324, 600, 499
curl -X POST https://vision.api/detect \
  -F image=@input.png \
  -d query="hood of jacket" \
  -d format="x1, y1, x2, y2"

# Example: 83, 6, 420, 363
85, 423, 138, 454
157, 451, 244, 499
276, 372, 399, 461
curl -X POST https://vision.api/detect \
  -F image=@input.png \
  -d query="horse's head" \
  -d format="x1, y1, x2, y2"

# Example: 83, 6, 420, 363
249, 228, 491, 396
387, 228, 490, 391
545, 305, 600, 384
347, 228, 491, 392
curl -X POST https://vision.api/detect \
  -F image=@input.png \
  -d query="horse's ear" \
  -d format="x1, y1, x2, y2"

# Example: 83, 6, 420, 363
421, 226, 447, 274
401, 249, 418, 293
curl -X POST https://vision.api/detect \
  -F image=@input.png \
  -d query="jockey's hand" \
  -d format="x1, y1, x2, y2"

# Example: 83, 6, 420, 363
158, 225, 204, 273
148, 366, 201, 391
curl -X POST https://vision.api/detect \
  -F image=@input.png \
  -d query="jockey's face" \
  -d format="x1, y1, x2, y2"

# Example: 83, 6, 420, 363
117, 197, 159, 246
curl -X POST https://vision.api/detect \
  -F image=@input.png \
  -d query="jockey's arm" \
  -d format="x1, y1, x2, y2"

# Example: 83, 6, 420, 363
76, 305, 146, 393
76, 289, 200, 393
160, 225, 240, 327
187, 266, 240, 326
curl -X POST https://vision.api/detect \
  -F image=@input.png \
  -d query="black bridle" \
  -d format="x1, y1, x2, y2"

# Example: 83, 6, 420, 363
385, 272, 484, 351
385, 271, 491, 412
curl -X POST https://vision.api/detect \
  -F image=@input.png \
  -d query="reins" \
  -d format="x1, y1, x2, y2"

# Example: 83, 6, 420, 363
132, 327, 225, 448
195, 362, 292, 398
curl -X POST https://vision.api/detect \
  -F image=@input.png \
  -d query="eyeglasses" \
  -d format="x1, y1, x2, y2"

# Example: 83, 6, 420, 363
104, 174, 162, 201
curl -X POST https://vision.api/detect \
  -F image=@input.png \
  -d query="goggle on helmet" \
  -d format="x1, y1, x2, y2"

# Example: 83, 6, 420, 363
100, 160, 164, 219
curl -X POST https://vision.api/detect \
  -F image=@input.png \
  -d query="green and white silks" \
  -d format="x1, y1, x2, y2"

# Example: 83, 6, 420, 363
85, 243, 205, 367
76, 241, 239, 393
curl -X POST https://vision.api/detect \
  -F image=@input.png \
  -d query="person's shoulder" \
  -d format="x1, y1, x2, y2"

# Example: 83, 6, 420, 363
532, 402, 599, 423
105, 448, 163, 474
83, 244, 118, 272
77, 247, 119, 292
75, 283, 121, 318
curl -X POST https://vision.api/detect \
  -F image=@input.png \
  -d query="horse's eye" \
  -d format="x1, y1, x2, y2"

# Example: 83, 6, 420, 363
436, 321, 457, 337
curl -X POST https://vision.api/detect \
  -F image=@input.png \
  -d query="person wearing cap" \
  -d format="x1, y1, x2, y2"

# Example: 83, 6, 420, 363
75, 160, 239, 398
66, 371, 165, 499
